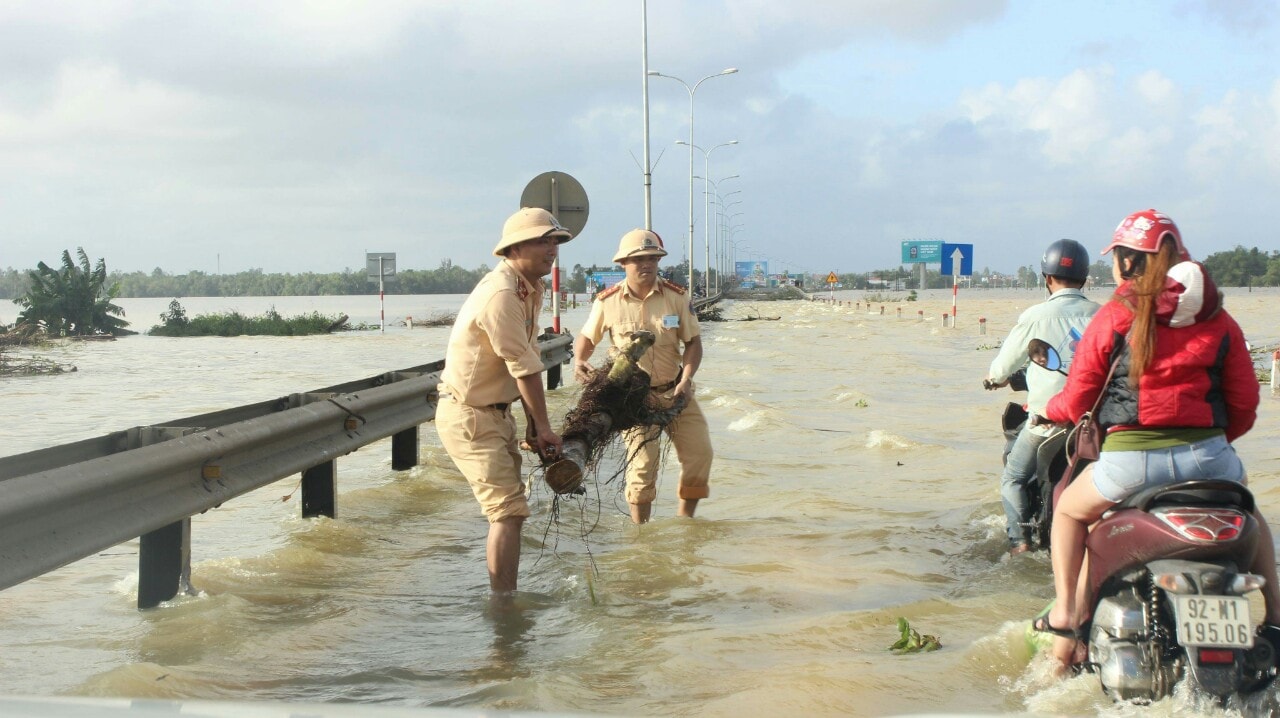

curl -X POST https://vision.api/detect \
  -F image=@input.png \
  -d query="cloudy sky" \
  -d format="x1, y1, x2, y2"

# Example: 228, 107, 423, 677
2, 0, 1277, 278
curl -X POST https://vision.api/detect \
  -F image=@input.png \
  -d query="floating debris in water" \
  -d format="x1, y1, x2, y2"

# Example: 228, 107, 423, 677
542, 330, 686, 495
889, 617, 942, 654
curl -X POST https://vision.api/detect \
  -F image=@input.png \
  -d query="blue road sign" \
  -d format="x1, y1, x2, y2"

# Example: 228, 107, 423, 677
940, 243, 974, 276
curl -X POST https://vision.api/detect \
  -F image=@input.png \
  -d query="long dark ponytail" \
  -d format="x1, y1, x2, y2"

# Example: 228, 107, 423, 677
1111, 240, 1179, 385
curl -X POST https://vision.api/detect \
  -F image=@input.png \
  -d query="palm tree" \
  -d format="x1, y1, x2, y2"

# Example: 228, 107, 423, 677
13, 248, 129, 336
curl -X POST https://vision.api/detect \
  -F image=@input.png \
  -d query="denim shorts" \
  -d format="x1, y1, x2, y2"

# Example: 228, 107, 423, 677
1092, 434, 1246, 503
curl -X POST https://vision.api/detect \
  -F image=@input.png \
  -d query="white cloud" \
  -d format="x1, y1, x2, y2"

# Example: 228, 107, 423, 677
0, 1, 1277, 277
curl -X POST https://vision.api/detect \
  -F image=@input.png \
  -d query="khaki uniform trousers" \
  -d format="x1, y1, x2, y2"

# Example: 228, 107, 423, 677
621, 390, 713, 505
435, 396, 530, 522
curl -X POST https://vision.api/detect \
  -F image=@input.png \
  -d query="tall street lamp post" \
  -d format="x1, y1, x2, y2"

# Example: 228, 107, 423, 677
679, 140, 737, 296
648, 67, 738, 291
716, 193, 741, 293
695, 174, 740, 294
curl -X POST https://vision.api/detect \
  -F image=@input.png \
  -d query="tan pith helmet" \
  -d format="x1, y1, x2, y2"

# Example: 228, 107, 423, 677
612, 228, 668, 263
493, 207, 573, 257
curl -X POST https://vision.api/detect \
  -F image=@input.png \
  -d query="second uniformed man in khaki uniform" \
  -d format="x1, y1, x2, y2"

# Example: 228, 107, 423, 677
573, 228, 713, 524
436, 207, 570, 593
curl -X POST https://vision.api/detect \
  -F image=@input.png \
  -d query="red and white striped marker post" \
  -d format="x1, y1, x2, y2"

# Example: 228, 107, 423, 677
551, 264, 561, 333
951, 273, 958, 327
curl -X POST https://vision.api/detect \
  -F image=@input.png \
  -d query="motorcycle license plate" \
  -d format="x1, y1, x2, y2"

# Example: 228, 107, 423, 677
1172, 595, 1253, 648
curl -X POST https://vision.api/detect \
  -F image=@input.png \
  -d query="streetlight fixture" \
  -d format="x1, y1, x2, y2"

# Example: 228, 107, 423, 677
678, 140, 737, 296
695, 174, 740, 294
648, 67, 738, 291
714, 195, 742, 293
726, 234, 747, 286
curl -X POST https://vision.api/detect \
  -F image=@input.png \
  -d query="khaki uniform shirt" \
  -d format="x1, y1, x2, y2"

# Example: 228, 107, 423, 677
439, 260, 545, 406
580, 279, 699, 387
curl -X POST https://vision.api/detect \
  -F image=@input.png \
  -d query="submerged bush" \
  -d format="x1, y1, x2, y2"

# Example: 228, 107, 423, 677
150, 301, 345, 337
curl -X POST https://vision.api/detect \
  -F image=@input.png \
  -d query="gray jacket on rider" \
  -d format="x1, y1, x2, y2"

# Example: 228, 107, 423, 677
987, 288, 1100, 431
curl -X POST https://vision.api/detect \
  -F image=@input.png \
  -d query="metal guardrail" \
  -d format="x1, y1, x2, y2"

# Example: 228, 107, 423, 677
0, 332, 573, 607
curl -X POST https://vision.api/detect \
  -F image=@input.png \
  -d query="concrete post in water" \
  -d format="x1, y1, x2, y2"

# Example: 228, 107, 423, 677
1273, 351, 1279, 393
392, 426, 418, 470
302, 460, 336, 518
979, 317, 987, 335
132, 426, 198, 609
544, 326, 563, 391
138, 519, 192, 610
917, 310, 923, 322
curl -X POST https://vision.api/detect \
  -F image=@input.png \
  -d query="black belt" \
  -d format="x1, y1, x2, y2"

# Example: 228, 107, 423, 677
488, 402, 511, 412
651, 368, 683, 393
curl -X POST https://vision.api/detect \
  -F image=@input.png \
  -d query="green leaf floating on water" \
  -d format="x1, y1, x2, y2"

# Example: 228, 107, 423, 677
889, 617, 942, 654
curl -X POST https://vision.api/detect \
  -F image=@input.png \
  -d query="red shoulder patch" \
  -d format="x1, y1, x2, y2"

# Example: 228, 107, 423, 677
595, 284, 623, 300
660, 279, 686, 295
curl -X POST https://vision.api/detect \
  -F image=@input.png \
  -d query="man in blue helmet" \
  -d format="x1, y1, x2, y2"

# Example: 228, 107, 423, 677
985, 239, 1100, 556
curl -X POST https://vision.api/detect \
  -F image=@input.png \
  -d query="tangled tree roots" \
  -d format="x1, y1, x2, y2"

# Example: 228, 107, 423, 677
544, 330, 687, 494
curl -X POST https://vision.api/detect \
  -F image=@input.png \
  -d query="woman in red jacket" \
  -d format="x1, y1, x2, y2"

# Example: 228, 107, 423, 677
1033, 209, 1278, 671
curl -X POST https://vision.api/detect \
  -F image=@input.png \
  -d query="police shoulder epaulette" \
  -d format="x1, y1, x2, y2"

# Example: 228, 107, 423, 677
596, 284, 623, 300
660, 279, 686, 295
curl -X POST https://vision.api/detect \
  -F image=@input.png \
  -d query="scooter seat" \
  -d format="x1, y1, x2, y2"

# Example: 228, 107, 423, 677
1116, 479, 1255, 513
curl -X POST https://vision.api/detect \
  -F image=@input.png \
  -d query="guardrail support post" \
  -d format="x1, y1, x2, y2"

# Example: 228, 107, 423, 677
301, 461, 336, 518
542, 327, 564, 391
392, 427, 418, 470
138, 518, 192, 609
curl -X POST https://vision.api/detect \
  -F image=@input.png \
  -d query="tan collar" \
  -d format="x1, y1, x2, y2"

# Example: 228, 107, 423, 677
499, 259, 542, 296
622, 279, 661, 299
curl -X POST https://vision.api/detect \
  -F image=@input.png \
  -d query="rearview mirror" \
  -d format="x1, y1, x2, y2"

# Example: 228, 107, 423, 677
1027, 338, 1067, 375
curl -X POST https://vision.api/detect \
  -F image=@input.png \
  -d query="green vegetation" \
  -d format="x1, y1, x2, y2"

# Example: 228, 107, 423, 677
0, 347, 77, 377
861, 291, 916, 303
0, 259, 489, 300
11, 248, 129, 336
889, 617, 941, 654
0, 260, 639, 299
149, 300, 349, 337
1203, 247, 1280, 287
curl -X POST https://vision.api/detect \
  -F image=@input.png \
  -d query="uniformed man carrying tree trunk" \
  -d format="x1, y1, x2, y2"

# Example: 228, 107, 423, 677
574, 229, 714, 524
436, 207, 569, 593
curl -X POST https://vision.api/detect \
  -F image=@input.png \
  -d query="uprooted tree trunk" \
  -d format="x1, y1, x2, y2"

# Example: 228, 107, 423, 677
543, 330, 688, 494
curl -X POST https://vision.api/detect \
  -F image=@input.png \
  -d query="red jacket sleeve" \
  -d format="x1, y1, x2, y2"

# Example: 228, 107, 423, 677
1044, 301, 1127, 424
1219, 313, 1259, 442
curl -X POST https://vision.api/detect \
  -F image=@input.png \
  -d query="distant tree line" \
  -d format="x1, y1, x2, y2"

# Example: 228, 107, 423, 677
4, 247, 1279, 301
0, 259, 493, 300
